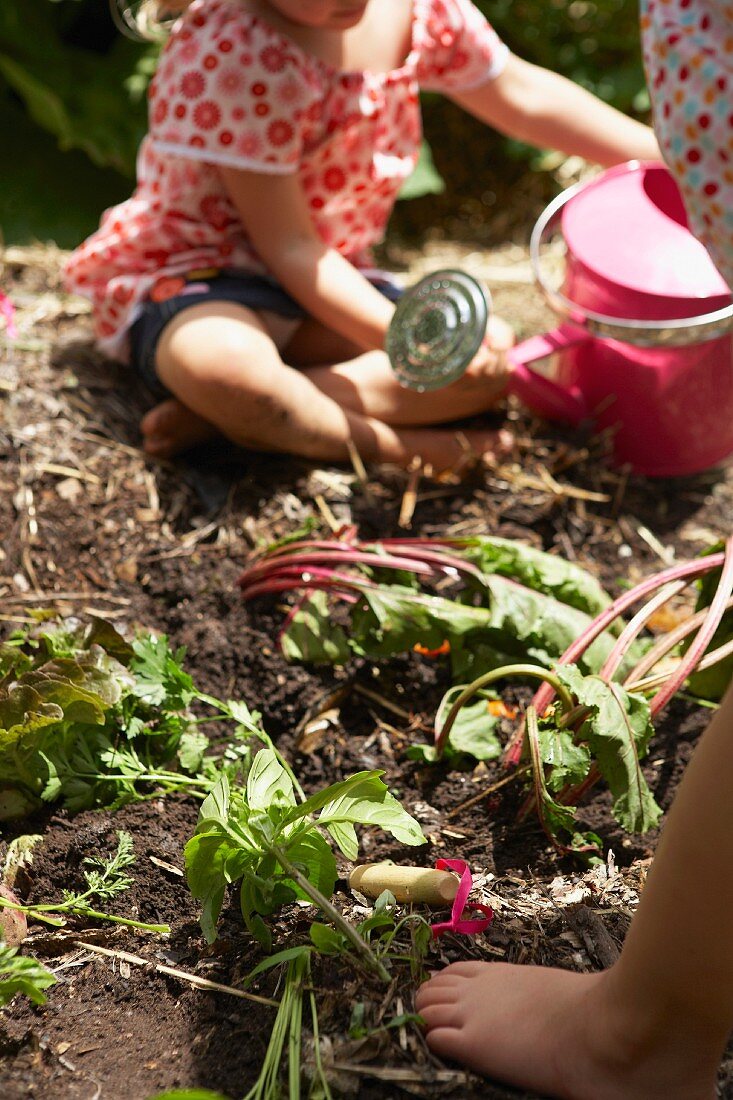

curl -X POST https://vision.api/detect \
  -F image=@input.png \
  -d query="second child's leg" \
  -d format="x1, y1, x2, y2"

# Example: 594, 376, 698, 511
416, 683, 733, 1099
143, 302, 510, 468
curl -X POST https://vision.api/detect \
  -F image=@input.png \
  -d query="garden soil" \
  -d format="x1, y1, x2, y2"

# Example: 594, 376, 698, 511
2, 241, 733, 1099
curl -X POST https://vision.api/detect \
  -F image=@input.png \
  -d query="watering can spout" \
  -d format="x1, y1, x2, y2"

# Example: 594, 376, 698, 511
507, 323, 591, 425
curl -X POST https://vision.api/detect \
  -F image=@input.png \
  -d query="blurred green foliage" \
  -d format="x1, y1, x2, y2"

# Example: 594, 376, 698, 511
0, 0, 648, 247
481, 0, 648, 116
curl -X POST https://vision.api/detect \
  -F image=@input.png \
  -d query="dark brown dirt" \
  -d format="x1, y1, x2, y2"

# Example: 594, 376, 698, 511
2, 245, 733, 1099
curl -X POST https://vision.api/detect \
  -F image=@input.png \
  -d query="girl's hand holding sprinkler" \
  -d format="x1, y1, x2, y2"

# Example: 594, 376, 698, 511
66, 0, 659, 469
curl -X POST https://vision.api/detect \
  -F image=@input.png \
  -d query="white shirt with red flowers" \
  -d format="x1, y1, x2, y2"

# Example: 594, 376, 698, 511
64, 0, 508, 361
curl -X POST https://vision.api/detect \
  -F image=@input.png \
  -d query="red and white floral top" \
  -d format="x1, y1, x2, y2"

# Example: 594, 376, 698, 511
64, 0, 508, 361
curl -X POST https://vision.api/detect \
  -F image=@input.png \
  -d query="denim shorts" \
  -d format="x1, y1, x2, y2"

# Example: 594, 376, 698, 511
129, 270, 403, 396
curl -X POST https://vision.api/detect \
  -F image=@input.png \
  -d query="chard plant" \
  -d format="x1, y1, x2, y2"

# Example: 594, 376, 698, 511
185, 747, 425, 980
238, 533, 629, 683
241, 531, 733, 853
433, 538, 733, 853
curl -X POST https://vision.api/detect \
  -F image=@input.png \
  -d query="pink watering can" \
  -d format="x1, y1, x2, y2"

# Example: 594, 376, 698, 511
387, 162, 733, 477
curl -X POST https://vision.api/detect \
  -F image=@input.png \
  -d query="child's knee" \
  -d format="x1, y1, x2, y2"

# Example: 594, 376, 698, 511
157, 323, 278, 401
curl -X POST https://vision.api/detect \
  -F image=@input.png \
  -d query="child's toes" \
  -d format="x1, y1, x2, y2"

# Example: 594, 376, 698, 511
140, 398, 217, 457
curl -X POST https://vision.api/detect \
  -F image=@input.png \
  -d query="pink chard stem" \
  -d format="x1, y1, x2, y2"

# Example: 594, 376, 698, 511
503, 551, 727, 767
648, 536, 733, 716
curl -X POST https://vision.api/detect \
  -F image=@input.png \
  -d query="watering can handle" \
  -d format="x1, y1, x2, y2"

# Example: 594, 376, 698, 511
506, 324, 591, 424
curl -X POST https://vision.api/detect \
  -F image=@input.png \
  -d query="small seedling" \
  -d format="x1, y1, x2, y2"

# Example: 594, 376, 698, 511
185, 747, 425, 980
0, 831, 169, 934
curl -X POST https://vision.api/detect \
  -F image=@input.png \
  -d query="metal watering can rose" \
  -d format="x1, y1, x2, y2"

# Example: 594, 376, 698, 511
387, 162, 733, 478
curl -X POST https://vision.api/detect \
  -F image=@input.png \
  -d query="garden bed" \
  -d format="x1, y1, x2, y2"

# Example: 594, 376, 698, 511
1, 244, 733, 1099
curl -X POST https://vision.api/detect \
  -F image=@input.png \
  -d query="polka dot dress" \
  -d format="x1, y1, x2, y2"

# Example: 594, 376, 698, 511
641, 0, 733, 288
64, 0, 508, 361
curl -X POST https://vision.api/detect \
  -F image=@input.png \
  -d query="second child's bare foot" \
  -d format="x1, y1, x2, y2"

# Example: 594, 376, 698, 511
416, 962, 718, 1100
432, 427, 513, 477
141, 399, 219, 458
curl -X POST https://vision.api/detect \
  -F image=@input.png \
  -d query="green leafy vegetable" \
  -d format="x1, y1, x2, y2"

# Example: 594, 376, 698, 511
553, 666, 661, 834
444, 536, 614, 620
0, 617, 258, 819
240, 535, 626, 685
185, 748, 425, 970
409, 689, 502, 764
279, 577, 620, 680
0, 945, 56, 1007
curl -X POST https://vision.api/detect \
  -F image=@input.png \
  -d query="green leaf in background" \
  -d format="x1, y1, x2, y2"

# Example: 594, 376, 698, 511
398, 139, 446, 201
0, 97, 128, 246
0, 53, 72, 144
1, 0, 648, 244
0, 3, 152, 174
280, 592, 351, 665
281, 574, 625, 684
408, 688, 502, 763
456, 537, 614, 622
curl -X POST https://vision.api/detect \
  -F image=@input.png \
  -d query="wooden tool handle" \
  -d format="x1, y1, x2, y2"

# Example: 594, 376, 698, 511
349, 863, 458, 905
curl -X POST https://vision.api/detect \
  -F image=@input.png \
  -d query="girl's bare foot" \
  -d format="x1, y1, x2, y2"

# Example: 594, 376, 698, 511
416, 961, 719, 1100
418, 427, 513, 476
141, 398, 219, 458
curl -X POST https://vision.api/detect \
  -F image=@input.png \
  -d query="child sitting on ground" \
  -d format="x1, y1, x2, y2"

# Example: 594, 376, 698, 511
66, 0, 658, 470
417, 11, 733, 1091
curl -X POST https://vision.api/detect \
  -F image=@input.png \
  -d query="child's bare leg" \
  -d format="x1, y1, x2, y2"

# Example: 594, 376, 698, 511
416, 683, 733, 1099
142, 302, 510, 468
293, 315, 513, 426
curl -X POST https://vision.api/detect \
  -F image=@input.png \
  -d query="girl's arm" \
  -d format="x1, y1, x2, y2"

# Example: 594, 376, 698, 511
451, 53, 660, 166
219, 166, 395, 352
